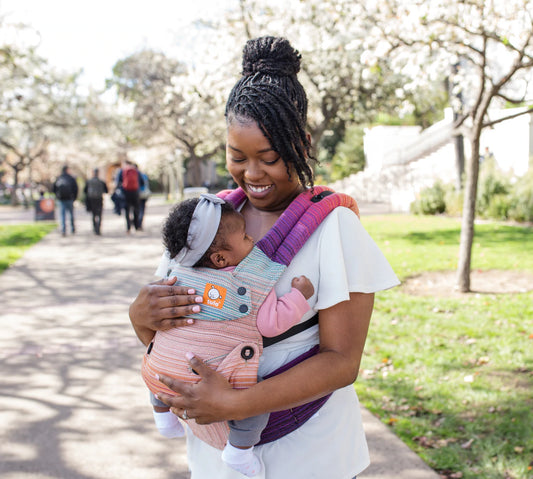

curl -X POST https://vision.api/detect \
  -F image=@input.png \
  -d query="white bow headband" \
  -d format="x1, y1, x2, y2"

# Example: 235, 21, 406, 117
174, 193, 225, 267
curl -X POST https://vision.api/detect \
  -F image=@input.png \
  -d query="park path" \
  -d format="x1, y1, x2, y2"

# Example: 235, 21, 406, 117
0, 197, 440, 479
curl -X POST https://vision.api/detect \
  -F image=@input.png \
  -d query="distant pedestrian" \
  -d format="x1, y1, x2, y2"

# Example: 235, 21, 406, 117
116, 160, 144, 234
53, 165, 78, 237
137, 167, 151, 230
84, 168, 108, 235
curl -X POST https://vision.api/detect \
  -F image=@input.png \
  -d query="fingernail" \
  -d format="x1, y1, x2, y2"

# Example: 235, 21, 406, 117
195, 296, 203, 303
187, 319, 194, 324
188, 289, 195, 294
185, 352, 194, 361
155, 374, 160, 380
192, 305, 200, 313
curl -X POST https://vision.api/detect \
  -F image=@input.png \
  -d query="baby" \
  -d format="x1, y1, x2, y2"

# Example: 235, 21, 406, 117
145, 193, 314, 477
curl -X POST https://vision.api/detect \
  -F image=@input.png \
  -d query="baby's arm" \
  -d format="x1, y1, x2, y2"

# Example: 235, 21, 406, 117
256, 276, 314, 338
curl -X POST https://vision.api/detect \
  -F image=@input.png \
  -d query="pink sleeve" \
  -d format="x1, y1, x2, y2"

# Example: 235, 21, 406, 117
256, 288, 311, 337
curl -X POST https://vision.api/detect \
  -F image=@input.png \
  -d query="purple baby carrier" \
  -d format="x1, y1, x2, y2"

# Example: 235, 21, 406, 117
218, 186, 359, 445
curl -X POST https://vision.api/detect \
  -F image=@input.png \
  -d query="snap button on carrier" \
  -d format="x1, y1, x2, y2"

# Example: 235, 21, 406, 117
240, 346, 254, 360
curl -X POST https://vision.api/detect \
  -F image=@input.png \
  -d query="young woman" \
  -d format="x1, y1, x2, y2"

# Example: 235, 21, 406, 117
129, 36, 399, 478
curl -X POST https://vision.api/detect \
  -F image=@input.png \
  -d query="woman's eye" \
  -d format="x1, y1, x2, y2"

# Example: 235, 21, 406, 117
231, 157, 246, 163
263, 157, 280, 165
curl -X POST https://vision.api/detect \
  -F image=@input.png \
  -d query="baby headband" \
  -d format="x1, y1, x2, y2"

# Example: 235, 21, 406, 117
174, 193, 225, 267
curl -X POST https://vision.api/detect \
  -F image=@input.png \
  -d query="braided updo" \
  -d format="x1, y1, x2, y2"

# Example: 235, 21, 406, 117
225, 36, 316, 188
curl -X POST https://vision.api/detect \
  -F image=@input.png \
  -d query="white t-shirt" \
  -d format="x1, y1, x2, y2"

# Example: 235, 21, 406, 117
157, 207, 400, 479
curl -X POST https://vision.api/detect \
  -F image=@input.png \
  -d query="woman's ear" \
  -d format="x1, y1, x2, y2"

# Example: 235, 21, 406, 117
210, 252, 227, 269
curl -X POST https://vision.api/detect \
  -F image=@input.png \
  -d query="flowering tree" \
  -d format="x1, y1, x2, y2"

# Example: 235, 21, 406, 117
365, 0, 533, 291
107, 49, 229, 187
0, 21, 84, 203
220, 0, 405, 153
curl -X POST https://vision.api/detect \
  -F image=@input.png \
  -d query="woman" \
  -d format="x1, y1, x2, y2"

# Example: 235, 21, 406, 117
129, 36, 399, 478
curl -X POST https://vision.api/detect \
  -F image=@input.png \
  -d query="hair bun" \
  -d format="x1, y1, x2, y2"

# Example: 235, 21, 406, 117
242, 36, 301, 77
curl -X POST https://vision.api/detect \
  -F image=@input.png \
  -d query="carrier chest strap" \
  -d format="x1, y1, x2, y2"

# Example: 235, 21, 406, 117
262, 313, 319, 347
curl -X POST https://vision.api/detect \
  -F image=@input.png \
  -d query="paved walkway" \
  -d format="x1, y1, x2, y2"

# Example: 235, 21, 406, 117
0, 198, 440, 479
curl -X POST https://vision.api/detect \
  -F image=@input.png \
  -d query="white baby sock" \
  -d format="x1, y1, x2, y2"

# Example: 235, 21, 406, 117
152, 410, 185, 438
221, 442, 262, 477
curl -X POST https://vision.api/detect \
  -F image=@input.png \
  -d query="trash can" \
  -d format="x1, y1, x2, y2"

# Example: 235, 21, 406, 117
34, 198, 56, 221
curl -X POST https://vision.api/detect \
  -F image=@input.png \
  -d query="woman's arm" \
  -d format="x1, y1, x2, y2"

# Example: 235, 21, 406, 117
156, 291, 374, 423
129, 276, 204, 346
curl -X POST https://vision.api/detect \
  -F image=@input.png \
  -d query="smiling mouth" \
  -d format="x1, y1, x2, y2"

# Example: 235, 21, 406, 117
246, 184, 272, 193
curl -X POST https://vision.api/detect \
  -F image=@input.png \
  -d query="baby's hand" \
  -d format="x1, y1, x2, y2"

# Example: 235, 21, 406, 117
291, 275, 314, 300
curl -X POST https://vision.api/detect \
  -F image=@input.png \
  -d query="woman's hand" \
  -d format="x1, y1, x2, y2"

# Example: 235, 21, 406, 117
129, 276, 204, 345
155, 353, 238, 425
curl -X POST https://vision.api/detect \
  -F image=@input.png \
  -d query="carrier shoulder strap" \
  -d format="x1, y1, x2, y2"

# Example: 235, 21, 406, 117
218, 186, 359, 266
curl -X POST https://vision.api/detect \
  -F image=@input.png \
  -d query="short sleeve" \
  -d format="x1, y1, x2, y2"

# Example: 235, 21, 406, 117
154, 251, 171, 278
314, 207, 400, 311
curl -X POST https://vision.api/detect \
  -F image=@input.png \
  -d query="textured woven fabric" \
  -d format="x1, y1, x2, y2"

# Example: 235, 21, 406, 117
220, 186, 360, 266
142, 248, 287, 449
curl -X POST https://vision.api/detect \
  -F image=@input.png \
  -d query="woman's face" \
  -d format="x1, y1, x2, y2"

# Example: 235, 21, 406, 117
226, 120, 302, 212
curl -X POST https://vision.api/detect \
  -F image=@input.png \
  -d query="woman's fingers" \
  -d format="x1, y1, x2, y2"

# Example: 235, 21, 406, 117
156, 375, 190, 398
155, 354, 235, 424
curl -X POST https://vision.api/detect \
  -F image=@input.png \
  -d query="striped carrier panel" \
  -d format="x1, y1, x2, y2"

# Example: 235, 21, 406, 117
142, 247, 286, 449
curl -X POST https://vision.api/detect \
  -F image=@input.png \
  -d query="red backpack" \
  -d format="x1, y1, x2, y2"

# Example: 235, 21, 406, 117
122, 167, 139, 191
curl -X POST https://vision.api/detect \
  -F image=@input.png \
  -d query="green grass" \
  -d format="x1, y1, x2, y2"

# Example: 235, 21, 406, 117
0, 223, 57, 273
357, 215, 533, 479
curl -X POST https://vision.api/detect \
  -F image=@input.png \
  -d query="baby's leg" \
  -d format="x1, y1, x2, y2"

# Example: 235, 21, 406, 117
221, 413, 269, 477
150, 392, 185, 438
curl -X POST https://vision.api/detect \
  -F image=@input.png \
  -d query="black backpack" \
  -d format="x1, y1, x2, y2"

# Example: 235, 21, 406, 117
87, 178, 105, 199
55, 176, 72, 200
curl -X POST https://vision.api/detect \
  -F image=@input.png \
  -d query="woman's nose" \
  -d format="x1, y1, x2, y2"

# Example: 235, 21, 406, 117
244, 161, 263, 181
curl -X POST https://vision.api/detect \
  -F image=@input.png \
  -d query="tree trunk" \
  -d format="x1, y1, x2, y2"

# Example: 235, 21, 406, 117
453, 133, 465, 190
11, 168, 20, 206
187, 156, 203, 187
456, 134, 481, 292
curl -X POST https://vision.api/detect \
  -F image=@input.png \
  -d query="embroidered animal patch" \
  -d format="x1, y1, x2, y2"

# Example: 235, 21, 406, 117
203, 284, 226, 309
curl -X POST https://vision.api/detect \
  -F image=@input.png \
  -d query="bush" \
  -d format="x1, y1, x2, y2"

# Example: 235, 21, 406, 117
329, 126, 366, 181
486, 193, 513, 220
508, 166, 533, 222
476, 157, 511, 218
444, 187, 463, 217
410, 181, 447, 215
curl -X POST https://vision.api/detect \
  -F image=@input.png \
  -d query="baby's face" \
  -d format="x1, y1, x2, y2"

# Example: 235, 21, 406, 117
219, 214, 254, 266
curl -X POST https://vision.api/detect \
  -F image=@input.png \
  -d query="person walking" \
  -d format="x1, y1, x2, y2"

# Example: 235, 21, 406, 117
116, 159, 144, 234
84, 168, 108, 235
137, 166, 151, 230
53, 165, 78, 237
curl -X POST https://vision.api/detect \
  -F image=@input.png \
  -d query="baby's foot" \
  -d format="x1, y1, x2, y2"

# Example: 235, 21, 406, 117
153, 410, 185, 438
221, 443, 262, 477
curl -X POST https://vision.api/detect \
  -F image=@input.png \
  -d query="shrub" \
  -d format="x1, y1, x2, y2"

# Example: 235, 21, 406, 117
444, 187, 463, 217
486, 193, 513, 220
476, 157, 511, 218
508, 166, 533, 222
410, 181, 447, 215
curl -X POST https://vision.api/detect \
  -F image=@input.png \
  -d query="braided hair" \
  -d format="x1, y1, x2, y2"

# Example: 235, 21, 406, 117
225, 36, 316, 188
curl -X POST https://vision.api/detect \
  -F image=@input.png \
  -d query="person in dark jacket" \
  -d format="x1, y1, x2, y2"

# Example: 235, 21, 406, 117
53, 165, 78, 237
84, 168, 108, 235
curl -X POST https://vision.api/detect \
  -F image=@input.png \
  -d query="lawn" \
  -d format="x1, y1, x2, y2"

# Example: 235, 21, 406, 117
0, 223, 57, 273
358, 215, 533, 479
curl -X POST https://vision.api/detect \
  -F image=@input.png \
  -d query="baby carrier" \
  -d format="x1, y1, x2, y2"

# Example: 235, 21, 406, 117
142, 186, 359, 449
